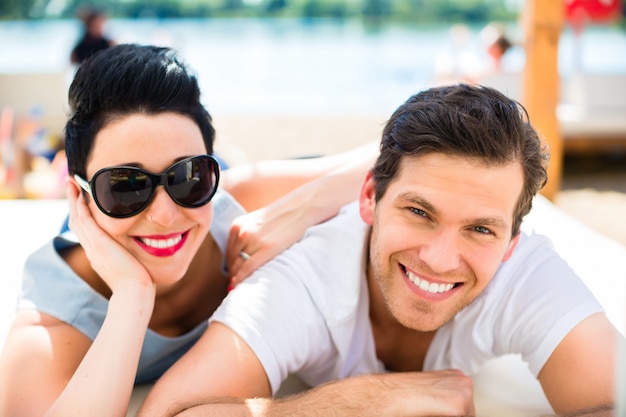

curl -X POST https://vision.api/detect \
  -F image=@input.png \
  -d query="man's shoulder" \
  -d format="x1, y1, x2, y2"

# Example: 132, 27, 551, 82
293, 201, 368, 260
475, 230, 585, 313
491, 231, 568, 285
298, 202, 367, 269
270, 201, 370, 324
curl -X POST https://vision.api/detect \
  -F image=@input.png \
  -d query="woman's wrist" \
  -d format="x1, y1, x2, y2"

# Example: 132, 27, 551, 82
108, 279, 156, 321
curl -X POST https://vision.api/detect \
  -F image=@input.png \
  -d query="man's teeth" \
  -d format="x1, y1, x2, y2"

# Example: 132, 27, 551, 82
406, 270, 454, 294
140, 235, 182, 249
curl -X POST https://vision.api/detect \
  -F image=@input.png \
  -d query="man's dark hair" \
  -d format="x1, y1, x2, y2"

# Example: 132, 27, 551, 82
372, 84, 549, 236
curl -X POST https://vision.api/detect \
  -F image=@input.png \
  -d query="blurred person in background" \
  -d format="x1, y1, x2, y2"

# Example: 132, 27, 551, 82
435, 22, 518, 86
70, 7, 115, 65
479, 22, 514, 74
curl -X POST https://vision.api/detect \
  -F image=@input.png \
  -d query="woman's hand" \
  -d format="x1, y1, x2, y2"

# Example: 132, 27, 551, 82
225, 140, 378, 286
66, 180, 154, 294
226, 202, 311, 287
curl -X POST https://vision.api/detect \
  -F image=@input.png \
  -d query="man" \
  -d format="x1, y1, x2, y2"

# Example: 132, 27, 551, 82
140, 84, 621, 416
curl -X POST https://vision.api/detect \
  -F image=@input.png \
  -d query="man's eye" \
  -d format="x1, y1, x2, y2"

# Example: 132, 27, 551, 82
410, 207, 428, 217
473, 226, 492, 235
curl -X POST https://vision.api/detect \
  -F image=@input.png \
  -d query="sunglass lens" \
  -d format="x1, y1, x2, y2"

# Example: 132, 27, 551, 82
94, 168, 154, 216
167, 157, 217, 207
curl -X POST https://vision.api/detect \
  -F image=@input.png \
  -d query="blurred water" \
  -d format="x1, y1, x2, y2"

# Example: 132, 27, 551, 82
0, 18, 625, 115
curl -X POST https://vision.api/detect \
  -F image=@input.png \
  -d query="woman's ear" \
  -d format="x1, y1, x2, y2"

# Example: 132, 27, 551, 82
66, 174, 86, 201
359, 170, 376, 225
67, 174, 80, 190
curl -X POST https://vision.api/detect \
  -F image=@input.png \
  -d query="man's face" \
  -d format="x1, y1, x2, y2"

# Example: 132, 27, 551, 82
359, 153, 523, 332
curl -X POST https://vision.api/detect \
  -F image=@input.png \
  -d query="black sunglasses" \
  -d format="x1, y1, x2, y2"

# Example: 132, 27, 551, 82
74, 155, 220, 218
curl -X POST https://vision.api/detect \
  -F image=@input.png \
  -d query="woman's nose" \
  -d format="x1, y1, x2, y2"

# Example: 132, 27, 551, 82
144, 186, 179, 226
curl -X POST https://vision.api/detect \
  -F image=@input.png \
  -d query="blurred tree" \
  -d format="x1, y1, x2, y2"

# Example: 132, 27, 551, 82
125, 0, 183, 18
301, 0, 328, 19
221, 0, 245, 12
266, 0, 287, 13
362, 0, 392, 24
0, 0, 521, 22
0, 0, 39, 19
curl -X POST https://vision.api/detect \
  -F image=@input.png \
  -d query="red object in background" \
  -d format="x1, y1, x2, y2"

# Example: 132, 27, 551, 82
565, 0, 622, 27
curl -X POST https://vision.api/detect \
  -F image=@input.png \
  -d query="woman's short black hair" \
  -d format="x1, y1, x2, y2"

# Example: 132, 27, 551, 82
65, 43, 215, 178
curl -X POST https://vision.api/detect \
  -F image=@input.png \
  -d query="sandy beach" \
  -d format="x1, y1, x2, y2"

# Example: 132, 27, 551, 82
213, 114, 387, 163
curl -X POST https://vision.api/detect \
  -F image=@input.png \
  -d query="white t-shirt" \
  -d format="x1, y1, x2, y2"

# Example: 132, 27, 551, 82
211, 201, 603, 394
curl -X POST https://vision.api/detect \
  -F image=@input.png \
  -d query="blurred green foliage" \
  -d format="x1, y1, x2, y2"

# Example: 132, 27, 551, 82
0, 0, 520, 23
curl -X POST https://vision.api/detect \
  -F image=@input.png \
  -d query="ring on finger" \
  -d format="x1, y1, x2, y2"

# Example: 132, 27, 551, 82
239, 250, 252, 261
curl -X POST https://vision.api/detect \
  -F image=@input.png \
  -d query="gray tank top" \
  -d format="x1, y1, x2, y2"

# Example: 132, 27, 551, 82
17, 189, 245, 383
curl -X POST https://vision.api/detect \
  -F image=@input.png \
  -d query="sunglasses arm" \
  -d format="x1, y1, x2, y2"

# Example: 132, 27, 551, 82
74, 174, 94, 197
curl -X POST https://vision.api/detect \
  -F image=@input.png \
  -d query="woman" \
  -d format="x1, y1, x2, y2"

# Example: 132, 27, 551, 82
0, 44, 374, 417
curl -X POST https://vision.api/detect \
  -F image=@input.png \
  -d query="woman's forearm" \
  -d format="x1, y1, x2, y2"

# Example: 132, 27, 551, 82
221, 140, 378, 212
296, 140, 378, 223
225, 141, 378, 285
45, 283, 155, 417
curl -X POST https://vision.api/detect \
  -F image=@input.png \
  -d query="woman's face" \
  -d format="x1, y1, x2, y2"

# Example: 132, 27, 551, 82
83, 112, 214, 287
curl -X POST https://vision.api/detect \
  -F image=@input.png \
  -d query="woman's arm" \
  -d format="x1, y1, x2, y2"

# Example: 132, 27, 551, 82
221, 141, 378, 286
0, 294, 153, 417
220, 140, 378, 212
48, 181, 156, 417
0, 182, 156, 417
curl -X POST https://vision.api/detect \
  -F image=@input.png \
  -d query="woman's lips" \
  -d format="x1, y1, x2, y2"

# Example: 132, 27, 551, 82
135, 232, 188, 257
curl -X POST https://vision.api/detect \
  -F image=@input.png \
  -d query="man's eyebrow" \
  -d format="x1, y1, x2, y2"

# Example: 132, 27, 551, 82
398, 192, 438, 215
469, 216, 508, 230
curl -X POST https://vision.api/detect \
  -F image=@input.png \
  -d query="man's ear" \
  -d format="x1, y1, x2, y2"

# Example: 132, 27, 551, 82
502, 233, 521, 262
359, 170, 376, 225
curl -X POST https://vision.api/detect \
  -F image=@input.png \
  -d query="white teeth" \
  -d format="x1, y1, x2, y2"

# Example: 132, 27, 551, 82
140, 235, 182, 249
406, 270, 455, 294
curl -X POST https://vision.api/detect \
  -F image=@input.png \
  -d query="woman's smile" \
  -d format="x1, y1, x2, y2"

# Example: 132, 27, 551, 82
135, 231, 188, 257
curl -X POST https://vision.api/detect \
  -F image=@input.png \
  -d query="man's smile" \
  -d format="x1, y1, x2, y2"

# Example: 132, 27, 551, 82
402, 265, 461, 296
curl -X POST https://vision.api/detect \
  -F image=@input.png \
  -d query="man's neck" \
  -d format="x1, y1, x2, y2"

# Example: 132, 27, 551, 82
366, 263, 436, 372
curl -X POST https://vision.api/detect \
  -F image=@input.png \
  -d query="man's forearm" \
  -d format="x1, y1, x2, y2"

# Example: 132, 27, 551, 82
171, 371, 474, 417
